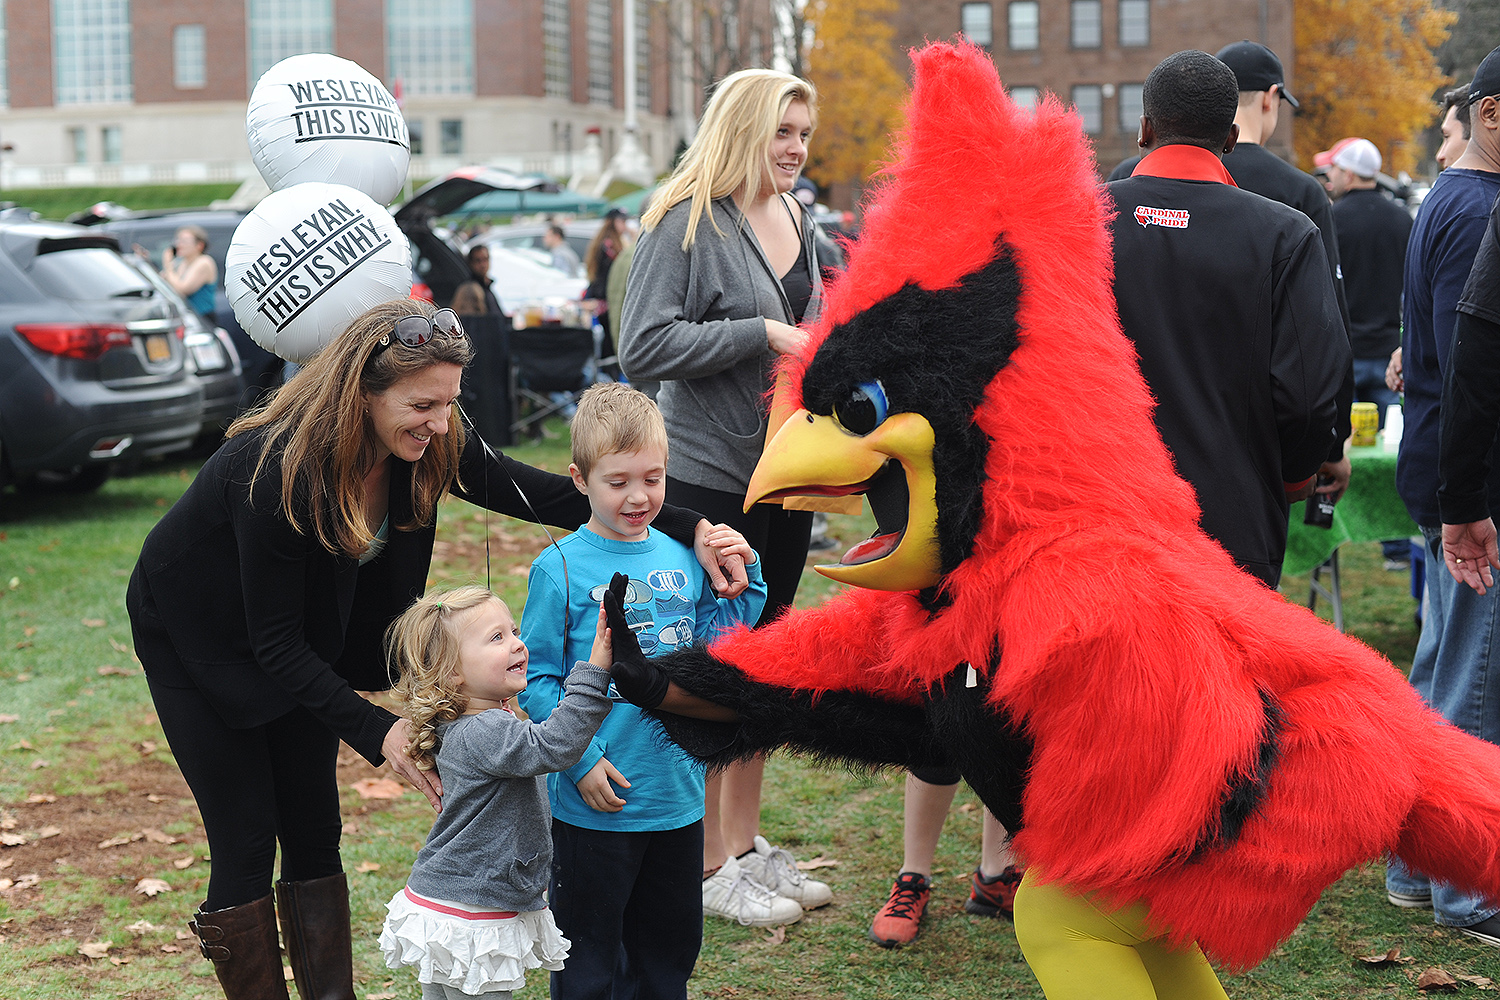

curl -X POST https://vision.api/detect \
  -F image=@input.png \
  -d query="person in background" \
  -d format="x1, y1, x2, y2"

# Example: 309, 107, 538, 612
1439, 87, 1473, 171
451, 245, 503, 316
620, 67, 835, 925
145, 225, 218, 319
545, 224, 584, 279
1386, 44, 1500, 946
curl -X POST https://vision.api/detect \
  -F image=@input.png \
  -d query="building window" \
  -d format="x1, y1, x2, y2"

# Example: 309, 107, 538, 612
637, 1, 652, 109
387, 0, 472, 97
68, 127, 87, 163
407, 119, 424, 155
1119, 0, 1149, 46
960, 4, 993, 47
247, 0, 333, 85
101, 125, 122, 162
587, 0, 613, 106
1118, 83, 1144, 134
1071, 84, 1102, 133
1008, 2, 1038, 50
54, 0, 132, 105
173, 24, 206, 89
543, 0, 570, 99
1009, 86, 1040, 110
1070, 0, 1101, 48
440, 118, 462, 156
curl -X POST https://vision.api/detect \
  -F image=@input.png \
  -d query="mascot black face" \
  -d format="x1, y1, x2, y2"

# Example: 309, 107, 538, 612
799, 240, 1023, 581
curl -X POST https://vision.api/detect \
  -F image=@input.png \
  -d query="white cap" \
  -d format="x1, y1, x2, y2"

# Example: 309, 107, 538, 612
1331, 138, 1381, 179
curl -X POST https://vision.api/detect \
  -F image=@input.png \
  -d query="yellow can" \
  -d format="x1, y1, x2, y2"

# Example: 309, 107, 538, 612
1351, 402, 1379, 447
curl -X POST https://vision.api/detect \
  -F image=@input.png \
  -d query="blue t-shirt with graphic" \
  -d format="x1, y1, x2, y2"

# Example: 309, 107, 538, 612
518, 526, 767, 832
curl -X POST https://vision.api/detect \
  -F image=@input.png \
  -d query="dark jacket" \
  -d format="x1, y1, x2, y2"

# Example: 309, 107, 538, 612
1332, 188, 1412, 359
128, 427, 700, 764
1107, 169, 1348, 586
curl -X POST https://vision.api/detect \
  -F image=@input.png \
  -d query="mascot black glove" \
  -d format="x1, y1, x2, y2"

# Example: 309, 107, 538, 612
604, 572, 669, 709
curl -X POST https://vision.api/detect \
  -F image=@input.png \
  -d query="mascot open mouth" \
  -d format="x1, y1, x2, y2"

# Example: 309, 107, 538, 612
745, 409, 942, 591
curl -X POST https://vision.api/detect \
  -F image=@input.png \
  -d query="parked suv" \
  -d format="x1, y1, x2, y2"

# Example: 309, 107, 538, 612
0, 220, 204, 492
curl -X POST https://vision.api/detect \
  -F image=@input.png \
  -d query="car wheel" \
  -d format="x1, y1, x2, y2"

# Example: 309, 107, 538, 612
18, 464, 111, 493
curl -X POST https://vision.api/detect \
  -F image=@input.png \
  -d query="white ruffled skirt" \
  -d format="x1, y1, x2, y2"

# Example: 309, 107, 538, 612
379, 886, 570, 996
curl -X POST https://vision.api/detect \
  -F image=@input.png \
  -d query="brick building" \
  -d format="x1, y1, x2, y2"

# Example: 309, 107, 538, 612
889, 0, 1297, 172
0, 0, 752, 191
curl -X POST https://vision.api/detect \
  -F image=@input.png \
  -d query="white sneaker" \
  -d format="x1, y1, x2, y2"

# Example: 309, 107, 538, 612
737, 835, 833, 910
702, 855, 803, 927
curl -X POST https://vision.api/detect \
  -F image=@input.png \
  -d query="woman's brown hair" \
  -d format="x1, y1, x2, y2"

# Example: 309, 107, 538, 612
227, 298, 473, 558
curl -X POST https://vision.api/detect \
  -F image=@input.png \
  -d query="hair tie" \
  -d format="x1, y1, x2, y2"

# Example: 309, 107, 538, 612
436, 601, 444, 610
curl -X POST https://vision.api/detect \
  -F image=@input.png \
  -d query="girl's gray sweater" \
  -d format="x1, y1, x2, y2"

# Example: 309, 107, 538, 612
404, 663, 611, 911
619, 195, 822, 493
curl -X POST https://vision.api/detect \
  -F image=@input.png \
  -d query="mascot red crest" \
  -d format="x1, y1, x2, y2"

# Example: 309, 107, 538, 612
609, 39, 1500, 980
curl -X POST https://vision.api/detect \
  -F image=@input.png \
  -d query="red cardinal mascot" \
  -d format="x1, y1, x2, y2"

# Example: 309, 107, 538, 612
607, 40, 1500, 994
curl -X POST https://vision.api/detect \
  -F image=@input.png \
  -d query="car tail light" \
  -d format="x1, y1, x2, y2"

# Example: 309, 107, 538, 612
175, 324, 185, 340
16, 323, 133, 360
411, 281, 435, 303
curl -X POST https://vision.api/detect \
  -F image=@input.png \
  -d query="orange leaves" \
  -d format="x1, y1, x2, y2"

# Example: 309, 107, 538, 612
351, 778, 404, 800
1294, 0, 1458, 175
804, 0, 908, 188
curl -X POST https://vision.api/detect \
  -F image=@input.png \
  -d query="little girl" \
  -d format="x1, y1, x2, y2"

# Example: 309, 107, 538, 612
379, 585, 615, 999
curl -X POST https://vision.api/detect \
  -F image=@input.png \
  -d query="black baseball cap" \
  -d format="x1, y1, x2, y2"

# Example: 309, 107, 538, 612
1469, 44, 1500, 105
1215, 40, 1300, 109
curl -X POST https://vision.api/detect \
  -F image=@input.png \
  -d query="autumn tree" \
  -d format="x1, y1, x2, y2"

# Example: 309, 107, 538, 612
1294, 0, 1456, 175
803, 0, 908, 191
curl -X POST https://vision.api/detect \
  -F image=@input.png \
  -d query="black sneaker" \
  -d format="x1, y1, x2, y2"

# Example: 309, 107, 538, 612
1459, 913, 1500, 947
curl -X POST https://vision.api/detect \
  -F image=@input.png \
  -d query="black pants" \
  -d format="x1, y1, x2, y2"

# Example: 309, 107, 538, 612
132, 609, 342, 910
665, 477, 813, 626
549, 820, 703, 1000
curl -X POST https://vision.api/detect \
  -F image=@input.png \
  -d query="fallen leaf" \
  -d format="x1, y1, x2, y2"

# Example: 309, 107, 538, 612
125, 919, 161, 934
0, 833, 25, 847
139, 740, 158, 755
957, 802, 976, 813
284, 965, 295, 981
0, 859, 12, 870
1358, 947, 1413, 966
108, 955, 131, 966
0, 810, 14, 830
109, 638, 129, 653
9, 873, 38, 890
0, 879, 9, 890
341, 822, 359, 835
795, 856, 840, 871
160, 943, 183, 953
81, 618, 105, 628
0, 715, 16, 724
173, 856, 196, 870
9, 740, 33, 751
29, 760, 48, 770
97, 665, 135, 677
78, 940, 111, 959
355, 860, 381, 873
146, 794, 168, 803
763, 925, 786, 945
1417, 967, 1460, 991
1458, 974, 1497, 989
366, 993, 398, 999
350, 778, 404, 800
24, 794, 56, 804
141, 828, 176, 844
97, 833, 140, 849
22, 627, 34, 638
13, 673, 30, 681
134, 877, 172, 897
175, 929, 193, 940
8, 577, 18, 589
36, 826, 60, 840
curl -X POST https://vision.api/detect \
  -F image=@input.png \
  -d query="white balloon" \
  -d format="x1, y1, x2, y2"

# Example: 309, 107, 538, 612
247, 53, 410, 205
226, 182, 413, 363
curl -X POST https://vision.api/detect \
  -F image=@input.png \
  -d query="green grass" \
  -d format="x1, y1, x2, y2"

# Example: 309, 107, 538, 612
0, 184, 242, 222
1, 427, 1498, 998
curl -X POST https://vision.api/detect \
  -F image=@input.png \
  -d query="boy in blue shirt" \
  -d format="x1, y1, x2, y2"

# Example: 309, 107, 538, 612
519, 382, 771, 1000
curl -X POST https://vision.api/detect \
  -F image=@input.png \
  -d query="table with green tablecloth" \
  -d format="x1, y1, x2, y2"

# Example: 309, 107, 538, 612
1283, 445, 1419, 577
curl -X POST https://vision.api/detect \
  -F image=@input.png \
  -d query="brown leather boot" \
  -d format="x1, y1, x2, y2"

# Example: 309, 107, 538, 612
275, 873, 355, 1000
189, 894, 291, 1000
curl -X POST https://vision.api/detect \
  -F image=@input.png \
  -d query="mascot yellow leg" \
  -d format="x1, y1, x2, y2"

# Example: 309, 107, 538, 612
1014, 875, 1229, 1000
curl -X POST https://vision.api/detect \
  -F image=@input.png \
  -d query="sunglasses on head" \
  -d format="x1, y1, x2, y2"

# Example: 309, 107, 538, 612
373, 308, 464, 354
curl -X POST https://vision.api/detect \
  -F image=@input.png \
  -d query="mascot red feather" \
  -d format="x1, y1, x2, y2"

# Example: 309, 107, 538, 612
608, 40, 1500, 981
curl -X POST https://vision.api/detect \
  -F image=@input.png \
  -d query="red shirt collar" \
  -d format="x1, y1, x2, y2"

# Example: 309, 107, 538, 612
1131, 144, 1239, 186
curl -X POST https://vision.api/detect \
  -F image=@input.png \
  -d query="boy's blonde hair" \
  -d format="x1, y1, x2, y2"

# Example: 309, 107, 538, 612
386, 585, 500, 770
570, 382, 668, 479
642, 69, 817, 250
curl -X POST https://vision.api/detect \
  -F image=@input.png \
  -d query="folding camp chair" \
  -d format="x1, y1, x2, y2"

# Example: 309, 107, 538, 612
509, 324, 596, 437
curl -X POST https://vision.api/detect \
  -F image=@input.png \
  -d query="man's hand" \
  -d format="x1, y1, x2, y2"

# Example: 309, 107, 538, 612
1386, 347, 1404, 394
604, 573, 669, 708
382, 718, 443, 812
1316, 456, 1351, 503
1443, 519, 1500, 594
576, 756, 630, 812
694, 520, 749, 598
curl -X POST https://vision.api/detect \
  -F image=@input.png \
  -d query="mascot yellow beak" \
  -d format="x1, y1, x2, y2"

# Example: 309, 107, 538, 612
745, 409, 942, 591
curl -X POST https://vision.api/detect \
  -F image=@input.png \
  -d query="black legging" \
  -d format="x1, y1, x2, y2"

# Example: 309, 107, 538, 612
665, 477, 813, 625
133, 613, 342, 909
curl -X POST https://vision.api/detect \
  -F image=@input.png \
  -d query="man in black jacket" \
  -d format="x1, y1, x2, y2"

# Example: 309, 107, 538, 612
1106, 49, 1349, 587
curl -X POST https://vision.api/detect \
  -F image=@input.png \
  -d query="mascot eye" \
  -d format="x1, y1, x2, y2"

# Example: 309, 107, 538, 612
833, 380, 889, 435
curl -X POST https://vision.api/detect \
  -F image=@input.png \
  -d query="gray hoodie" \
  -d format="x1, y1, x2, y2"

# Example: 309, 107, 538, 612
404, 663, 611, 911
619, 195, 822, 493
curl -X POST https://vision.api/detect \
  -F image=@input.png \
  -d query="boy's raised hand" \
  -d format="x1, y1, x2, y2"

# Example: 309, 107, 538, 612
704, 523, 758, 565
603, 572, 669, 708
588, 605, 613, 670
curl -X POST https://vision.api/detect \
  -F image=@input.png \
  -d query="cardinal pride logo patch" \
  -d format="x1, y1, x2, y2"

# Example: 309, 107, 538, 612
1135, 205, 1190, 229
